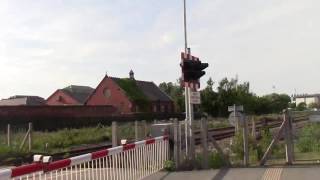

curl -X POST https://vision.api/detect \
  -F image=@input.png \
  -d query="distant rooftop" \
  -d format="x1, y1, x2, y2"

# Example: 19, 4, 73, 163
61, 85, 94, 104
293, 94, 320, 99
0, 95, 45, 106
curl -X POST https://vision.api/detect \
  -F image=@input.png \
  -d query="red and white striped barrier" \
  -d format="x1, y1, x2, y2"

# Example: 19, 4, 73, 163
0, 135, 169, 180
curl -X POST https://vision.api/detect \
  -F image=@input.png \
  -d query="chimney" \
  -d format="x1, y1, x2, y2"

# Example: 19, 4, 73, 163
129, 70, 134, 80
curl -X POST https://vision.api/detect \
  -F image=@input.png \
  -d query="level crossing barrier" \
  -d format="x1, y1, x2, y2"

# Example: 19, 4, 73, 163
0, 136, 169, 180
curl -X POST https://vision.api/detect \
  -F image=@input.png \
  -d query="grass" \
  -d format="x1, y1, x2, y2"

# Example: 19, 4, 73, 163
296, 123, 320, 153
294, 151, 320, 160
0, 122, 142, 163
0, 125, 114, 163
32, 125, 112, 153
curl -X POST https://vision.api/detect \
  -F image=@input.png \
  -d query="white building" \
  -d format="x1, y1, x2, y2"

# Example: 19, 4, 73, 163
293, 94, 320, 106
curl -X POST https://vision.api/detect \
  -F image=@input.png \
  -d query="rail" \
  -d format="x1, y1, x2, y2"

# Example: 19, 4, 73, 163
193, 116, 309, 144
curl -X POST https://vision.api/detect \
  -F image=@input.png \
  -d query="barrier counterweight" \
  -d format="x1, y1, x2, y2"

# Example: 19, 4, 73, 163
0, 136, 169, 180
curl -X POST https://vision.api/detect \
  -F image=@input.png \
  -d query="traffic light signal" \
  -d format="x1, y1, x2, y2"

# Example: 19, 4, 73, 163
181, 59, 208, 82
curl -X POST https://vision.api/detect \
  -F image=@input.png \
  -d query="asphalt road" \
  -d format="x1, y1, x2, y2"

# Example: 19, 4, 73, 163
143, 166, 320, 180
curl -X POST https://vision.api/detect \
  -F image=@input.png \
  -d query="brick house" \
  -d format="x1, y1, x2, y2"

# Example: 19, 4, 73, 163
85, 71, 174, 113
46, 85, 94, 105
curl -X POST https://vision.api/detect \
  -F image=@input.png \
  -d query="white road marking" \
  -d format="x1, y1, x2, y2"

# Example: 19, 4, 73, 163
262, 168, 283, 180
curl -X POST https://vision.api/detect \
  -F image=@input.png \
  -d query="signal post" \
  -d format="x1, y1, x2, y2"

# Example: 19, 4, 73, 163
181, 0, 209, 162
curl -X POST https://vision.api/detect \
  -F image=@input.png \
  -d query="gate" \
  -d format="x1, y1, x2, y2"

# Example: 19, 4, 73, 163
259, 110, 312, 165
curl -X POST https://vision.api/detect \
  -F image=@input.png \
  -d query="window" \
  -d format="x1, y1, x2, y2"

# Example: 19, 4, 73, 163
161, 105, 165, 112
119, 102, 124, 112
103, 88, 111, 98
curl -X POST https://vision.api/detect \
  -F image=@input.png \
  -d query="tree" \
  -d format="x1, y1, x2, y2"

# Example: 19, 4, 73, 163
308, 102, 319, 109
160, 76, 292, 116
200, 78, 218, 116
296, 102, 307, 111
159, 79, 185, 112
214, 77, 257, 116
260, 93, 291, 113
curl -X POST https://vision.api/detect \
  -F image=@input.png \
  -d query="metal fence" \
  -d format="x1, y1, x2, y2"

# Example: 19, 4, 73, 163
172, 113, 312, 168
0, 136, 169, 180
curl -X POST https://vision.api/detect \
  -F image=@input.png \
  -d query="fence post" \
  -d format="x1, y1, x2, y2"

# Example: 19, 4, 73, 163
284, 110, 294, 164
135, 120, 139, 141
112, 121, 118, 147
7, 124, 11, 147
28, 122, 32, 151
289, 111, 295, 161
142, 120, 147, 138
200, 118, 209, 169
251, 116, 256, 139
243, 117, 249, 166
189, 122, 195, 164
178, 120, 183, 164
173, 118, 180, 169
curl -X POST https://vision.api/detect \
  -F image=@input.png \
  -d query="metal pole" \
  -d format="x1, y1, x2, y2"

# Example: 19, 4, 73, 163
185, 87, 189, 156
183, 0, 188, 53
189, 88, 195, 161
183, 0, 190, 157
183, 0, 194, 160
234, 104, 238, 131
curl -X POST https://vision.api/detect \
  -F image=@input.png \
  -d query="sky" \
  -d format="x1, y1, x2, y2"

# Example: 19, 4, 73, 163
0, 0, 319, 99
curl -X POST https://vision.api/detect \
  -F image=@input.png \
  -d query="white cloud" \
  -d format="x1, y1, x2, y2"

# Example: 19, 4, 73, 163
0, 0, 320, 99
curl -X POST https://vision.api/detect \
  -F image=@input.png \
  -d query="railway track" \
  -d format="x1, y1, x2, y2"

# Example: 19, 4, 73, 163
59, 117, 309, 158
4, 116, 309, 166
194, 116, 309, 145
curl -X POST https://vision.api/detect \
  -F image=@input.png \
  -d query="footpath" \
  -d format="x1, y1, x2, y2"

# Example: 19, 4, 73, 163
144, 166, 320, 180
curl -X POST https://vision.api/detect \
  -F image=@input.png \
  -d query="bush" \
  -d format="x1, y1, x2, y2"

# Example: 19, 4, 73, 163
231, 131, 256, 160
208, 152, 226, 169
164, 160, 175, 171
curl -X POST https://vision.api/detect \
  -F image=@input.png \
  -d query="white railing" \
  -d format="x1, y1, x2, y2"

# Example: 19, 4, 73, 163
0, 136, 169, 180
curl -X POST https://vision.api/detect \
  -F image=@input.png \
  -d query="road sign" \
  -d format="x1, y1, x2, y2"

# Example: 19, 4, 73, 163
228, 111, 244, 127
189, 91, 201, 104
228, 105, 244, 112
